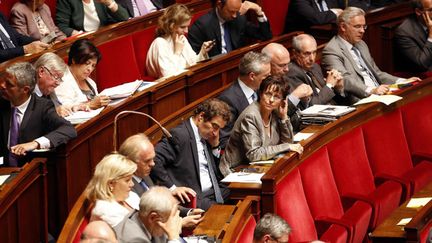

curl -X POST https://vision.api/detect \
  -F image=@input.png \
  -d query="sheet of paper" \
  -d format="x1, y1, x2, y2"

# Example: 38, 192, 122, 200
353, 94, 402, 106
99, 80, 143, 99
406, 197, 432, 208
300, 105, 356, 117
397, 218, 412, 226
249, 160, 274, 165
221, 172, 264, 184
294, 132, 314, 142
65, 107, 104, 125
0, 175, 10, 185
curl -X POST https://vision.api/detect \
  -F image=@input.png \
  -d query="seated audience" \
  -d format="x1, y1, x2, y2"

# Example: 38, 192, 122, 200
80, 220, 118, 243
118, 133, 204, 228
253, 213, 291, 243
86, 153, 140, 227
55, 39, 110, 110
0, 62, 76, 167
0, 11, 48, 62
284, 0, 368, 33
220, 76, 303, 176
321, 7, 419, 104
218, 51, 271, 148
56, 0, 129, 37
146, 4, 214, 78
188, 0, 272, 57
117, 0, 164, 18
261, 43, 312, 132
10, 0, 66, 43
288, 34, 345, 105
114, 186, 182, 243
394, 0, 432, 73
151, 98, 231, 210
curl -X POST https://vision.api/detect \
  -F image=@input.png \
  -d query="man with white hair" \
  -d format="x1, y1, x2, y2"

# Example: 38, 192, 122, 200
80, 220, 118, 243
253, 213, 291, 243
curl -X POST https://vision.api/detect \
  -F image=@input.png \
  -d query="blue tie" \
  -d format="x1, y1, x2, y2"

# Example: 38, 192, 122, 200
223, 23, 232, 53
140, 179, 149, 191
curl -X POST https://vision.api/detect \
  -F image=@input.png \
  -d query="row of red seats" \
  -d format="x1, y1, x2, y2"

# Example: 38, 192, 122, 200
275, 95, 432, 242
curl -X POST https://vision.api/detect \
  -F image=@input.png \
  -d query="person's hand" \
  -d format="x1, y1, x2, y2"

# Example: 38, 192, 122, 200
277, 97, 289, 121
23, 41, 49, 54
174, 34, 186, 55
288, 143, 303, 155
72, 103, 90, 112
56, 105, 73, 117
10, 141, 39, 156
239, 1, 263, 16
371, 85, 390, 95
291, 84, 313, 99
181, 211, 204, 229
89, 95, 111, 109
406, 76, 422, 83
172, 187, 196, 204
71, 30, 83, 36
96, 0, 118, 11
157, 207, 182, 241
421, 12, 432, 38
206, 130, 220, 148
200, 40, 216, 55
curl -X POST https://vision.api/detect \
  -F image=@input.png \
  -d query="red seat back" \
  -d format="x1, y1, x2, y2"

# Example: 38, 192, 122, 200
44, 0, 57, 17
72, 217, 89, 243
236, 215, 256, 243
0, 0, 16, 19
131, 26, 157, 80
261, 0, 290, 36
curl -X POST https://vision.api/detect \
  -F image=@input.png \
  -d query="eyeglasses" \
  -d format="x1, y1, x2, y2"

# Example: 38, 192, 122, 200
263, 92, 282, 101
43, 66, 63, 83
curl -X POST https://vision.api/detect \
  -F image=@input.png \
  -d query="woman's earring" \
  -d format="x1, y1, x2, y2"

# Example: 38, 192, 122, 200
109, 187, 113, 192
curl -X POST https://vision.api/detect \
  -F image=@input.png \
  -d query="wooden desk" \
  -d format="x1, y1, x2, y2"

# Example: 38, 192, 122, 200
371, 182, 432, 243
193, 204, 236, 238
0, 159, 48, 243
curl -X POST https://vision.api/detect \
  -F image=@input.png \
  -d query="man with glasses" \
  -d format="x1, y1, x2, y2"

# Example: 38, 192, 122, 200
322, 7, 419, 104
395, 0, 432, 73
0, 62, 76, 167
253, 213, 291, 243
151, 98, 232, 211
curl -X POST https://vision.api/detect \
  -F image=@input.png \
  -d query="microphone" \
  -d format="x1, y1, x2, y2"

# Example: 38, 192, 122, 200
113, 110, 173, 151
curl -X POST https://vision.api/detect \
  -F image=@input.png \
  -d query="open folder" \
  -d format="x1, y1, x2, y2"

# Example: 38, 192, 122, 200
99, 80, 144, 99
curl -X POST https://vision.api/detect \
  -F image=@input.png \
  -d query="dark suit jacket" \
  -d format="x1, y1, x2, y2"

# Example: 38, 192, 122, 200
285, 0, 367, 32
188, 9, 272, 57
117, 0, 163, 17
394, 16, 432, 72
56, 0, 129, 36
218, 80, 249, 148
0, 95, 77, 166
0, 12, 34, 63
151, 120, 228, 209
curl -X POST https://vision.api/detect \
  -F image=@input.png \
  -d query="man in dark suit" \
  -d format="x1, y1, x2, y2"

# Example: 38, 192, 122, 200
118, 133, 204, 228
117, 0, 163, 18
0, 62, 76, 167
0, 12, 48, 63
188, 0, 272, 57
114, 186, 182, 243
284, 0, 368, 33
288, 34, 344, 105
151, 99, 231, 211
218, 51, 271, 148
394, 0, 432, 72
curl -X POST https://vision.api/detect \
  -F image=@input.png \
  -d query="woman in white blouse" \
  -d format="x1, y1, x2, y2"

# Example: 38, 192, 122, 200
146, 3, 215, 78
86, 153, 140, 227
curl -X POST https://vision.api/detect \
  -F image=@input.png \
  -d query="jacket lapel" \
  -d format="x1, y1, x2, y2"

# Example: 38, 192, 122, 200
19, 95, 35, 135
184, 121, 202, 184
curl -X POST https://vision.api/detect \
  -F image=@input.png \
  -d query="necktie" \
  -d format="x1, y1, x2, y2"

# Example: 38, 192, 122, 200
223, 23, 232, 53
351, 46, 380, 86
317, 0, 325, 11
135, 0, 149, 16
8, 107, 19, 167
201, 139, 224, 204
251, 92, 258, 102
0, 26, 15, 49
140, 179, 149, 191
306, 71, 322, 95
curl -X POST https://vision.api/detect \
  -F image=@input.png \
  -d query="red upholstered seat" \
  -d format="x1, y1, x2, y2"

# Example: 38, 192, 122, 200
236, 215, 256, 243
300, 147, 372, 243
131, 26, 157, 80
72, 217, 89, 243
276, 168, 348, 242
261, 0, 290, 36
327, 128, 402, 228
0, 0, 15, 19
96, 36, 142, 90
363, 110, 432, 197
45, 0, 57, 17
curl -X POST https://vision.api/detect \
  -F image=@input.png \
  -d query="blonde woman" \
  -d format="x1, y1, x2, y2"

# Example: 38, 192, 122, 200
146, 3, 215, 78
86, 153, 139, 227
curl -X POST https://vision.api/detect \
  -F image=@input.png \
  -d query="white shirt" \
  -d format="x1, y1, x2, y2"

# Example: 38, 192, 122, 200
83, 0, 100, 32
238, 79, 255, 104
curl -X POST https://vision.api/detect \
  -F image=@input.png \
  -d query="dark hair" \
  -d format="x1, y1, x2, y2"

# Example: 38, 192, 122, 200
68, 39, 102, 65
194, 98, 232, 123
257, 76, 289, 101
411, 0, 424, 9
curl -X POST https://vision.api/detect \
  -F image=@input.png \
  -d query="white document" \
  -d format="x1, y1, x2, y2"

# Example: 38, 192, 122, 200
99, 80, 143, 99
249, 160, 274, 165
294, 132, 314, 142
397, 218, 412, 226
221, 172, 264, 184
353, 94, 402, 106
300, 105, 356, 117
406, 197, 432, 208
65, 107, 104, 124
0, 175, 10, 185
136, 81, 157, 92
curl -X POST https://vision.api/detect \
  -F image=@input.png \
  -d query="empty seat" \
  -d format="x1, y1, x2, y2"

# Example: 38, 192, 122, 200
261, 0, 290, 36
327, 128, 403, 228
131, 26, 157, 80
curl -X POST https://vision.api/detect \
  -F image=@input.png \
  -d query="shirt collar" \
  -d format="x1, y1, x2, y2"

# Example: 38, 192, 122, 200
339, 35, 354, 50
215, 8, 226, 25
189, 117, 203, 142
238, 78, 255, 100
34, 84, 43, 97
133, 174, 143, 183
15, 95, 31, 115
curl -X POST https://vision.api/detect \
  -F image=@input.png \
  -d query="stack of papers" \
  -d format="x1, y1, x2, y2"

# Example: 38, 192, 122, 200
299, 105, 356, 125
221, 172, 264, 184
353, 94, 402, 106
99, 80, 144, 99
65, 107, 104, 124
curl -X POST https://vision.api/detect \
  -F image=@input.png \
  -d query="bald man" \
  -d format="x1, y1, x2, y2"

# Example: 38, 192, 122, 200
80, 220, 118, 243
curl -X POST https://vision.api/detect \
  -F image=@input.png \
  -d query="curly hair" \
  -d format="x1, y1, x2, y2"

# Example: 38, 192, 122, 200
156, 4, 192, 37
194, 98, 232, 124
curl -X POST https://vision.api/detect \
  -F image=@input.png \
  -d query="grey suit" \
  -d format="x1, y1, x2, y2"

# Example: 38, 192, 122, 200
114, 210, 168, 243
322, 36, 398, 102
220, 102, 294, 176
394, 16, 432, 72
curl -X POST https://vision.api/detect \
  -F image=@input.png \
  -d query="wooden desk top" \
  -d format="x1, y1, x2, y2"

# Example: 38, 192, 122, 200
193, 204, 236, 238
371, 182, 432, 241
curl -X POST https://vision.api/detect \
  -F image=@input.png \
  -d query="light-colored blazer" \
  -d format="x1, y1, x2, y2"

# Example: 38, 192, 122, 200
321, 35, 398, 100
220, 102, 294, 176
10, 3, 66, 42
